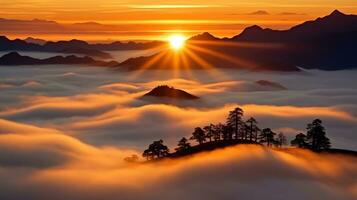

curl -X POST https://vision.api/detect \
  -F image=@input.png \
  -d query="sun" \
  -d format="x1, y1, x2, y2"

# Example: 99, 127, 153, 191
168, 35, 186, 50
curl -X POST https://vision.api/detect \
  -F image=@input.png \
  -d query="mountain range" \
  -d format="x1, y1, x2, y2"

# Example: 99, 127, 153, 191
1, 10, 357, 71
118, 10, 357, 71
0, 52, 118, 66
0, 36, 163, 59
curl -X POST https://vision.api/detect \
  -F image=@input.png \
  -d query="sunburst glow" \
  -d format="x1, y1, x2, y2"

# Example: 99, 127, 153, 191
129, 34, 266, 79
168, 35, 186, 50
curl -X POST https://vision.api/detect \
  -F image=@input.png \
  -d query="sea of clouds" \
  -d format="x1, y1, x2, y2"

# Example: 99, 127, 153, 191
0, 51, 357, 199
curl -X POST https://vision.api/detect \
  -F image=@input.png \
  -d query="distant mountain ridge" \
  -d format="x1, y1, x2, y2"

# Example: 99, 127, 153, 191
24, 37, 47, 45
0, 36, 163, 59
0, 52, 118, 66
118, 10, 357, 71
189, 32, 219, 41
232, 10, 357, 43
1, 10, 357, 71
222, 10, 357, 70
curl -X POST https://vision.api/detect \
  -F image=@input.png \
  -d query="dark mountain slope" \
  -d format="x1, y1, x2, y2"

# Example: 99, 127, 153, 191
232, 10, 357, 43
117, 46, 300, 71
0, 52, 118, 66
0, 36, 163, 59
118, 10, 357, 71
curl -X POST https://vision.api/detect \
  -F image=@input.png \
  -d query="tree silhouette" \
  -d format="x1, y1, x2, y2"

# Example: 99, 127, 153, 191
190, 127, 206, 144
212, 123, 223, 141
221, 124, 233, 141
306, 119, 331, 151
275, 133, 287, 147
175, 137, 191, 152
203, 124, 214, 142
291, 133, 308, 148
260, 128, 276, 147
226, 107, 244, 140
143, 139, 169, 160
241, 122, 249, 140
246, 117, 260, 142
143, 149, 153, 160
141, 108, 335, 160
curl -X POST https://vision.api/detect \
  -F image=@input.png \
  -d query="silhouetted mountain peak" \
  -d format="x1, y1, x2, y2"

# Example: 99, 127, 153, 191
329, 9, 345, 17
231, 25, 266, 41
0, 35, 10, 42
243, 25, 264, 33
189, 32, 217, 40
2, 52, 21, 58
68, 39, 89, 45
143, 85, 199, 100
25, 37, 47, 45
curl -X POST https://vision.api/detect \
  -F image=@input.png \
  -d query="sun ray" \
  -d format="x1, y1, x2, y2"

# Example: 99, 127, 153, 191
184, 48, 228, 79
172, 51, 181, 78
128, 50, 168, 80
179, 49, 194, 79
127, 34, 258, 80
186, 44, 258, 69
188, 40, 283, 49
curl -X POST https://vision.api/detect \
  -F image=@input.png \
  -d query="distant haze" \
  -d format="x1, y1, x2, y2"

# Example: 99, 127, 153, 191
1, 0, 357, 41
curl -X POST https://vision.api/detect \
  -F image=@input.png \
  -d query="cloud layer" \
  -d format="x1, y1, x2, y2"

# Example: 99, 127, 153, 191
0, 60, 357, 199
0, 118, 356, 200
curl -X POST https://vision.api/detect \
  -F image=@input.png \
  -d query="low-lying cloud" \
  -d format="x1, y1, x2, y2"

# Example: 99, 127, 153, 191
0, 64, 357, 199
0, 121, 356, 200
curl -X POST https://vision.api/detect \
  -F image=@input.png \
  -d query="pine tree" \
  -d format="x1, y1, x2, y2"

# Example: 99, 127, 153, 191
306, 119, 331, 151
276, 133, 287, 148
246, 117, 260, 142
190, 127, 206, 145
143, 139, 169, 160
175, 137, 191, 152
291, 133, 308, 148
226, 107, 244, 140
259, 128, 276, 147
203, 124, 214, 142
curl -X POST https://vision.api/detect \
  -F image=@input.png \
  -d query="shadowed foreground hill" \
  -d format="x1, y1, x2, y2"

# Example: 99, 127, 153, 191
169, 144, 357, 160
169, 140, 261, 158
0, 52, 118, 66
141, 107, 356, 162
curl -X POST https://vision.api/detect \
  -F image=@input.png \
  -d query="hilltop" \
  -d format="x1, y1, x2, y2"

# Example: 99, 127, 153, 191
142, 85, 199, 100
139, 107, 357, 162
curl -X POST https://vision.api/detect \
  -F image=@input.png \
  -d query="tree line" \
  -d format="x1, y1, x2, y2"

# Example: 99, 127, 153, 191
142, 107, 331, 160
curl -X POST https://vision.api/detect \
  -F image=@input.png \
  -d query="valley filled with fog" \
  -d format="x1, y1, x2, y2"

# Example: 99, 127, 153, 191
0, 51, 357, 199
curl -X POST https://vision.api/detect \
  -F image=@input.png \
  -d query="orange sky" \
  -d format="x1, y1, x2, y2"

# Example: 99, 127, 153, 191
1, 0, 357, 41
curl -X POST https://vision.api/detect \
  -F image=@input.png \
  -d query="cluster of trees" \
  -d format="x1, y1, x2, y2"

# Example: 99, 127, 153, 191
290, 119, 331, 151
142, 107, 331, 160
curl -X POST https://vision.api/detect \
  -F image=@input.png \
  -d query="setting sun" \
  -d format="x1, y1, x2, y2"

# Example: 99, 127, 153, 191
168, 35, 186, 50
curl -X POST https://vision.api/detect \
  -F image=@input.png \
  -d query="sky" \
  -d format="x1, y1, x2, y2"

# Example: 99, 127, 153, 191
2, 0, 357, 22
1, 0, 357, 40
